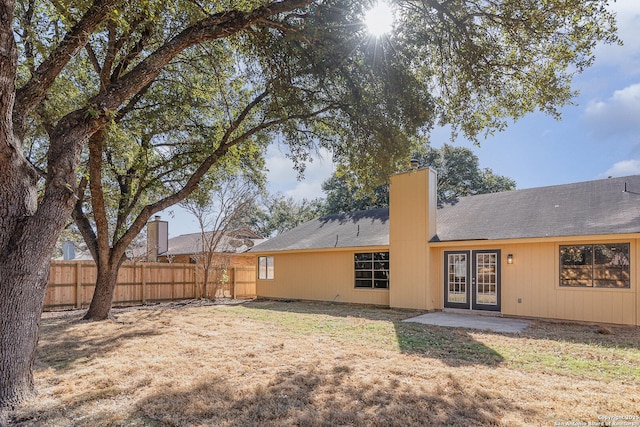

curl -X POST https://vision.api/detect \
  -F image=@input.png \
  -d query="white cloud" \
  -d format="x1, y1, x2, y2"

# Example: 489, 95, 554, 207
583, 83, 640, 138
598, 159, 640, 179
593, 0, 640, 72
285, 180, 325, 201
264, 144, 335, 201
264, 148, 298, 187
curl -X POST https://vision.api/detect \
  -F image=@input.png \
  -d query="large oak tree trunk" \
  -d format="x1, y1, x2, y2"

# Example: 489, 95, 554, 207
0, 99, 86, 414
0, 159, 65, 411
83, 260, 123, 321
0, 260, 48, 410
0, 0, 43, 412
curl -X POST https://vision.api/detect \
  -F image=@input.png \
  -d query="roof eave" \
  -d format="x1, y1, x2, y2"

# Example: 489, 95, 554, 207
250, 244, 391, 255
429, 232, 640, 247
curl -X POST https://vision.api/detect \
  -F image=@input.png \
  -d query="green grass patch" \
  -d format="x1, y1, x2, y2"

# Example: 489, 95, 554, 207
484, 336, 640, 382
237, 301, 640, 380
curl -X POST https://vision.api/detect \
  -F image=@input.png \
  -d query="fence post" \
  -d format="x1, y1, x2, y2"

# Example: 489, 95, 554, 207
76, 262, 82, 309
184, 264, 188, 299
141, 263, 146, 304
233, 266, 237, 300
171, 265, 175, 300
194, 264, 198, 299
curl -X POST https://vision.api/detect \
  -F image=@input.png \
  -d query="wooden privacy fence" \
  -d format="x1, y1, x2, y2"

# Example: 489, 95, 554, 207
44, 261, 256, 311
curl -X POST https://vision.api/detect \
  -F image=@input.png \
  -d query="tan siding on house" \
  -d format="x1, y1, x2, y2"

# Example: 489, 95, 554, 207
255, 236, 638, 325
389, 168, 436, 310
255, 249, 390, 306
637, 244, 640, 326
429, 248, 443, 310
430, 237, 638, 325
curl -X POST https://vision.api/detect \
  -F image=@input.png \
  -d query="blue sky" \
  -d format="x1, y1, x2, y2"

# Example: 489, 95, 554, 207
267, 1, 640, 193
166, 1, 640, 237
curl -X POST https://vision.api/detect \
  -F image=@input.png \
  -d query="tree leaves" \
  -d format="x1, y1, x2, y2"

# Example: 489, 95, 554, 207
11, 0, 618, 308
321, 144, 516, 214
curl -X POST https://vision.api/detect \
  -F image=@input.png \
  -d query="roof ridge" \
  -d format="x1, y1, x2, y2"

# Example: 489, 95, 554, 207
441, 173, 640, 205
319, 206, 389, 219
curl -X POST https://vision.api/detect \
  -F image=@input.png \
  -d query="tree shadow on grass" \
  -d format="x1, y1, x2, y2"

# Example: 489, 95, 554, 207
36, 311, 163, 373
243, 300, 504, 367
129, 365, 536, 427
16, 366, 534, 426
9, 378, 157, 427
245, 299, 640, 352
520, 320, 640, 351
245, 299, 417, 321
394, 321, 504, 367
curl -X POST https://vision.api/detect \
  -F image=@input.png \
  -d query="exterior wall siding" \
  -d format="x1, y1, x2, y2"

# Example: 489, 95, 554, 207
254, 237, 638, 325
255, 249, 390, 306
430, 237, 638, 325
389, 168, 436, 310
637, 243, 640, 326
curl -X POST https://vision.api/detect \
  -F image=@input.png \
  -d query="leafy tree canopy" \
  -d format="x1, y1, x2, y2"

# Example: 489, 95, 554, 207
248, 194, 324, 237
322, 144, 516, 214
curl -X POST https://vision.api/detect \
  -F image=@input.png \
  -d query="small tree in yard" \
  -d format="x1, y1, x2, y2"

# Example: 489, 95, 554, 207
181, 176, 259, 299
0, 0, 619, 413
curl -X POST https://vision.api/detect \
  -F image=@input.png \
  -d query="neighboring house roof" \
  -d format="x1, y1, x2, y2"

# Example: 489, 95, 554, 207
52, 248, 95, 261
162, 229, 266, 256
434, 174, 640, 241
250, 208, 389, 252
252, 175, 640, 252
53, 245, 150, 261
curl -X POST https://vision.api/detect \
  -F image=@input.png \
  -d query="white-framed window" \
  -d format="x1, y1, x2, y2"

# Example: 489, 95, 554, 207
354, 252, 389, 289
258, 256, 274, 280
560, 243, 630, 288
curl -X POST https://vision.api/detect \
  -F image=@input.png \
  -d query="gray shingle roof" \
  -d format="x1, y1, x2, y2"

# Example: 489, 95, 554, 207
250, 208, 389, 252
434, 175, 640, 241
252, 175, 640, 252
163, 230, 266, 256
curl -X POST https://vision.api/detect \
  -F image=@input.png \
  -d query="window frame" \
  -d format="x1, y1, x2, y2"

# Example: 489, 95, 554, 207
258, 256, 274, 280
354, 251, 389, 289
559, 243, 630, 289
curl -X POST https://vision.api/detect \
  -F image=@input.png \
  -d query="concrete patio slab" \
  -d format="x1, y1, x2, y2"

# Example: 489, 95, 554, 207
403, 312, 530, 334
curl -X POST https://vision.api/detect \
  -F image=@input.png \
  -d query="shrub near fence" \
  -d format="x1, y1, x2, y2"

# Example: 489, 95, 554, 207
44, 261, 256, 311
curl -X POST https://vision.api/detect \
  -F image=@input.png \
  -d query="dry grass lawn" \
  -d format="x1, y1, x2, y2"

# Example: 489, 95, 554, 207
9, 299, 640, 426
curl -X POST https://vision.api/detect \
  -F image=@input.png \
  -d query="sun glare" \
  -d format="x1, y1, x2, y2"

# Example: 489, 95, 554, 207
364, 2, 394, 37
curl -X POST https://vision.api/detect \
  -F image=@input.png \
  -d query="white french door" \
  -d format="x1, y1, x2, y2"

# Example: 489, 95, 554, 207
444, 250, 501, 311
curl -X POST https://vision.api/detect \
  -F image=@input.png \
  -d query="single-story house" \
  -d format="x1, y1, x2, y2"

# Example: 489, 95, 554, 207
147, 218, 265, 270
251, 168, 640, 326
159, 228, 265, 269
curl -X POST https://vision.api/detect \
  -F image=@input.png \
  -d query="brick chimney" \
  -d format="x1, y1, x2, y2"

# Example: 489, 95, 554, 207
147, 216, 168, 262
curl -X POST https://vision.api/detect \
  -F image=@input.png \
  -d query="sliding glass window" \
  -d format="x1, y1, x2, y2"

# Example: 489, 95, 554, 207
560, 243, 629, 288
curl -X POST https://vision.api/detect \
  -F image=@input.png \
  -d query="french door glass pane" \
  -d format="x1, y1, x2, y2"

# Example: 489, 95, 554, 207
476, 253, 497, 305
447, 254, 467, 303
